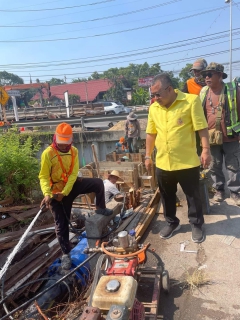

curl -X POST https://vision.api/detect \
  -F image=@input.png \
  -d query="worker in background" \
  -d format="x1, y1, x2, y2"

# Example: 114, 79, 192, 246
125, 112, 141, 153
39, 122, 113, 271
182, 58, 208, 94
115, 137, 129, 153
200, 63, 240, 205
103, 170, 122, 203
145, 73, 211, 243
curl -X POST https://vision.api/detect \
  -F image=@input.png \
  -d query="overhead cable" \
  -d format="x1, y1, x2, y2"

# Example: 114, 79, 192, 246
13, 49, 240, 78
4, 35, 240, 73
0, 6, 230, 43
1, 28, 237, 67
0, 0, 115, 12
0, 1, 181, 27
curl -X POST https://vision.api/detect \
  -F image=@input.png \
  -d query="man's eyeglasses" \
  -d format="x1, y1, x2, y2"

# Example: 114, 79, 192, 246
202, 72, 218, 79
151, 86, 169, 98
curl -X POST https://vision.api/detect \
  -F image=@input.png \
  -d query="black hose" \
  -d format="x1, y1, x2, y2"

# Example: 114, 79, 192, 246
88, 254, 111, 307
0, 252, 99, 320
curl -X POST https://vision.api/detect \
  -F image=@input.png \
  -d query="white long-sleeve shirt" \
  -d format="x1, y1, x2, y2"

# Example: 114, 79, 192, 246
103, 179, 120, 203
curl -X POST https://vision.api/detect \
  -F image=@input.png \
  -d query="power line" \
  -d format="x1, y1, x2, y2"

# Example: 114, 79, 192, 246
4, 34, 240, 73
2, 0, 142, 27
12, 48, 240, 78
0, 6, 230, 43
1, 28, 239, 68
0, 0, 115, 12
0, 1, 181, 28
8, 0, 65, 10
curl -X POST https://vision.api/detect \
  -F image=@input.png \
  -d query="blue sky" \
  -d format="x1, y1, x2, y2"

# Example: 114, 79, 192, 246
0, 0, 239, 83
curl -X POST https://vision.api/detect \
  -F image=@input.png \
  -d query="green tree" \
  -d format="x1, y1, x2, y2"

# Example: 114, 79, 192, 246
71, 77, 88, 83
49, 78, 65, 85
69, 94, 81, 104
0, 132, 40, 202
104, 69, 125, 102
179, 63, 192, 89
0, 71, 24, 85
90, 71, 101, 80
132, 87, 149, 105
36, 78, 40, 83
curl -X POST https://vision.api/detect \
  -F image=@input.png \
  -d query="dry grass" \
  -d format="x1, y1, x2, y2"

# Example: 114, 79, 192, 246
178, 266, 211, 293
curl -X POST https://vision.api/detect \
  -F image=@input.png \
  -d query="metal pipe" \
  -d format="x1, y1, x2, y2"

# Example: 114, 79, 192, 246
1, 111, 148, 128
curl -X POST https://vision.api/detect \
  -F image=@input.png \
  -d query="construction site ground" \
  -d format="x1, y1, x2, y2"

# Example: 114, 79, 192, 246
141, 188, 240, 320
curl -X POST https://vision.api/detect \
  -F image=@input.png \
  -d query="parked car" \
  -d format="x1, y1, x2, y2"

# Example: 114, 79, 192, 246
124, 106, 132, 114
102, 101, 125, 115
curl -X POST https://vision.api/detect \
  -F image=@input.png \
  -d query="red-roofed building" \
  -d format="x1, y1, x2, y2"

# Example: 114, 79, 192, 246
33, 79, 113, 103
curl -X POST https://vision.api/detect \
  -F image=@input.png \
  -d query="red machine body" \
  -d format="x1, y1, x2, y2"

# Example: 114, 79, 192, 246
106, 257, 138, 277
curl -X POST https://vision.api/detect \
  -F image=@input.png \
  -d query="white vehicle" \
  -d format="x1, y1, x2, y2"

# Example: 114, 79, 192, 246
103, 101, 125, 115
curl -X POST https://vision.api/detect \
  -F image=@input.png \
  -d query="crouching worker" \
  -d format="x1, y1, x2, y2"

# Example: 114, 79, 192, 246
104, 170, 122, 203
115, 137, 129, 153
39, 122, 113, 270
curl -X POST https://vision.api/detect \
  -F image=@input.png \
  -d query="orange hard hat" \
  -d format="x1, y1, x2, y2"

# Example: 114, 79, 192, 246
55, 122, 73, 144
119, 137, 125, 143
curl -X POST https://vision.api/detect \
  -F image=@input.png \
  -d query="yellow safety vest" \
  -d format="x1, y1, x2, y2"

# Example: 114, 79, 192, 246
199, 82, 239, 136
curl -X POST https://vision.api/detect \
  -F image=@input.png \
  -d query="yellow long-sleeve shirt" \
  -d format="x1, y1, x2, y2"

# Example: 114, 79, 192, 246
39, 145, 79, 197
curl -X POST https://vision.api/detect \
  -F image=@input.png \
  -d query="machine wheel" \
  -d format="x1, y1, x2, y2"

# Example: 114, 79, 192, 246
162, 270, 170, 293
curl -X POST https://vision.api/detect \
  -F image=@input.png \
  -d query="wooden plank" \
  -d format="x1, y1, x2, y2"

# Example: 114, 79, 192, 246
5, 243, 60, 292
0, 223, 55, 243
4, 244, 49, 281
135, 203, 158, 239
9, 207, 41, 221
0, 204, 38, 213
91, 144, 100, 177
99, 169, 134, 183
99, 161, 139, 168
0, 217, 17, 229
145, 188, 160, 212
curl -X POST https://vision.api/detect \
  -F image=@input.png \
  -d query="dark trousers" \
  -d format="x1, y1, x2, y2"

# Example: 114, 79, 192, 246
156, 167, 204, 226
127, 137, 138, 153
50, 178, 105, 254
210, 141, 240, 193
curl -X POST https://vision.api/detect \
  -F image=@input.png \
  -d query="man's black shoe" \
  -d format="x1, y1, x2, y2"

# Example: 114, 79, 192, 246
160, 224, 181, 239
213, 190, 224, 202
191, 224, 204, 243
230, 192, 240, 206
96, 208, 113, 216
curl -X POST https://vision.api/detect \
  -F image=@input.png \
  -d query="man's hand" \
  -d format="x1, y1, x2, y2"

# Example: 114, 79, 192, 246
40, 195, 51, 209
53, 193, 64, 202
145, 158, 153, 172
201, 149, 212, 168
137, 136, 141, 141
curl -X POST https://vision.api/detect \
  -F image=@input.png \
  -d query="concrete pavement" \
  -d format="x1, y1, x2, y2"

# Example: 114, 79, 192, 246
142, 193, 240, 320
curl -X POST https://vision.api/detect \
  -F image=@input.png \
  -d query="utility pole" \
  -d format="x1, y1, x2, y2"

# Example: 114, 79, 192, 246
84, 81, 89, 104
225, 0, 232, 80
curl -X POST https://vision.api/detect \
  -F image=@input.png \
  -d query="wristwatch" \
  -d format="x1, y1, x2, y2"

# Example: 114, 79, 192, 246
145, 156, 151, 160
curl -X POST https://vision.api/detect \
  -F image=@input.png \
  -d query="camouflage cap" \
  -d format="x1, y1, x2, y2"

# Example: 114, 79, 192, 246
201, 62, 228, 79
189, 58, 208, 71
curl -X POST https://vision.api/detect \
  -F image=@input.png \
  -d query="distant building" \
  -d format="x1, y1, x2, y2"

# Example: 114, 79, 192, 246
32, 79, 113, 104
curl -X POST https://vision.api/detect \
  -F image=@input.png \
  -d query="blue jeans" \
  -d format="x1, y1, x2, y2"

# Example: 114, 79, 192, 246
210, 141, 240, 193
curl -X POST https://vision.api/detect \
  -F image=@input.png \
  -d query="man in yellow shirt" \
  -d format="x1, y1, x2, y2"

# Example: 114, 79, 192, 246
145, 74, 211, 243
39, 122, 113, 270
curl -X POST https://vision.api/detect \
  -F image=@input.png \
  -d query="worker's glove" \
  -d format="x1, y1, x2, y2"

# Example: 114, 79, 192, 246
137, 136, 141, 140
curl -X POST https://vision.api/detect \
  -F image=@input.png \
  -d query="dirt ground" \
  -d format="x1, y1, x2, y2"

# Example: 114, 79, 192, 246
141, 190, 240, 320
